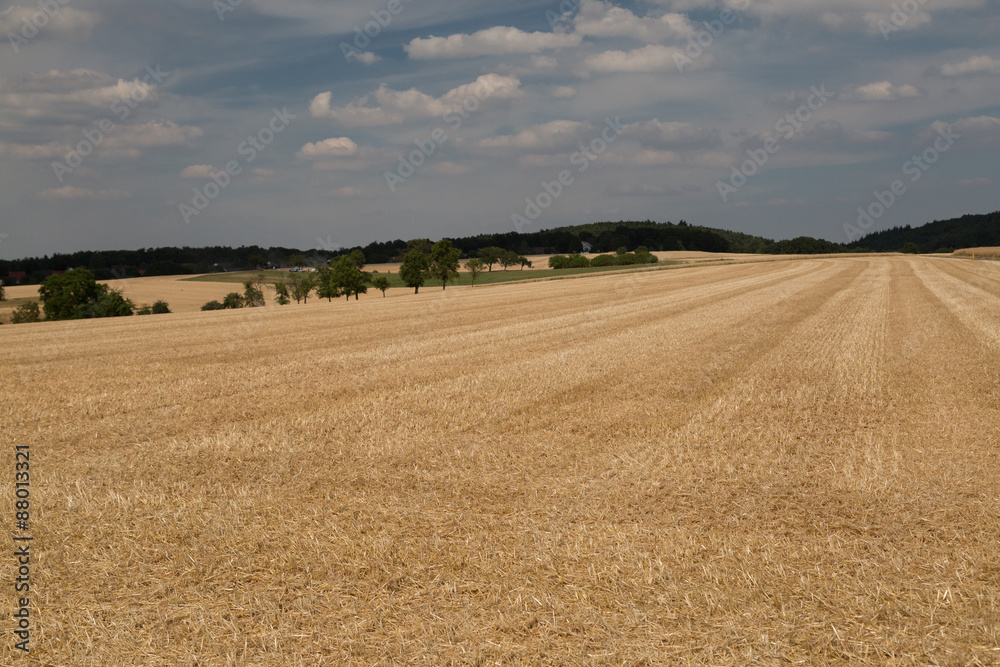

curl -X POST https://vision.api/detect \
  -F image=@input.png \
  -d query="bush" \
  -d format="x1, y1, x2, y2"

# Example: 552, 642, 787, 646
901, 242, 921, 254
549, 255, 569, 269
222, 292, 244, 309
10, 301, 41, 324
136, 304, 153, 315
591, 254, 616, 267
151, 300, 171, 314
79, 288, 134, 318
201, 300, 224, 311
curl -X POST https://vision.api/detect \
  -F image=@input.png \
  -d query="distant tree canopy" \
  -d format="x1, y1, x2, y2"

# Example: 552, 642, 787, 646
429, 240, 461, 289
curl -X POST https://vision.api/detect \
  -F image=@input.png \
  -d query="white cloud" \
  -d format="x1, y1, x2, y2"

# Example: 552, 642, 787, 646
843, 81, 922, 102
0, 69, 158, 120
583, 45, 700, 73
927, 116, 1000, 147
940, 55, 1000, 77
405, 26, 581, 59
310, 73, 522, 126
475, 120, 593, 153
573, 1, 695, 42
355, 52, 381, 65
623, 119, 719, 149
180, 165, 215, 178
38, 186, 129, 200
102, 122, 203, 157
296, 137, 359, 159
0, 5, 99, 37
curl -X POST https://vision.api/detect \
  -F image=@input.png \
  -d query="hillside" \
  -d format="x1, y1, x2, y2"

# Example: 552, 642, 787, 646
848, 210, 1000, 253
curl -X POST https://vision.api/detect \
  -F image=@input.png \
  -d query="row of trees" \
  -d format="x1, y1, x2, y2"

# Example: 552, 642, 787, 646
6, 268, 170, 324
549, 247, 660, 269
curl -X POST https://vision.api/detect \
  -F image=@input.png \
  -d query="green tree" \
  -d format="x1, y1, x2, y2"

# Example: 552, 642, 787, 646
151, 300, 171, 314
201, 300, 224, 311
242, 278, 265, 307
10, 301, 40, 324
498, 249, 519, 271
465, 258, 484, 286
399, 248, 429, 294
478, 246, 504, 272
430, 239, 461, 289
518, 255, 531, 270
316, 265, 339, 301
288, 272, 317, 303
332, 255, 369, 301
273, 281, 291, 305
38, 268, 105, 320
372, 275, 390, 297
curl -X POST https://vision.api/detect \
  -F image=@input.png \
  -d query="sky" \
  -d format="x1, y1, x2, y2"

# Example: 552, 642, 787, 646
0, 0, 998, 259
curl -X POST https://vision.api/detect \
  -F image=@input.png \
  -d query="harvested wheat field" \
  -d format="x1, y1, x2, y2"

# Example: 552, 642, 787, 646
2, 255, 999, 664
956, 248, 1000, 259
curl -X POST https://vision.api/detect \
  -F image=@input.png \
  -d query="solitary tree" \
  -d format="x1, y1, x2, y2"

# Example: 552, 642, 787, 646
38, 268, 104, 320
430, 239, 461, 290
372, 275, 390, 297
315, 265, 339, 301
518, 256, 532, 270
465, 258, 484, 286
399, 248, 429, 294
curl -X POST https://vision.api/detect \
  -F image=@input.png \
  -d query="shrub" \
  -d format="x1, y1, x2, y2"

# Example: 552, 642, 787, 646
222, 292, 244, 309
136, 304, 153, 315
201, 300, 225, 311
548, 255, 569, 269
151, 300, 171, 314
591, 254, 616, 267
10, 301, 41, 324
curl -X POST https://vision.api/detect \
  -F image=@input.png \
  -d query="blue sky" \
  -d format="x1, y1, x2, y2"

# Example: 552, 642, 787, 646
0, 0, 997, 258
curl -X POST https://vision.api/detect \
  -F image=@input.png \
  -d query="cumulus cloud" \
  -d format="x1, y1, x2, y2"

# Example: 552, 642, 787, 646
843, 81, 923, 102
309, 73, 522, 126
296, 137, 359, 159
405, 26, 581, 59
0, 69, 158, 121
939, 55, 1000, 77
354, 52, 381, 65
573, 1, 696, 42
38, 186, 129, 200
583, 45, 701, 73
475, 120, 593, 153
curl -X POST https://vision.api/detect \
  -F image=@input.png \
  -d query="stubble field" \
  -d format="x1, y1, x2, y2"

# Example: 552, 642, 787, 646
1, 255, 998, 664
